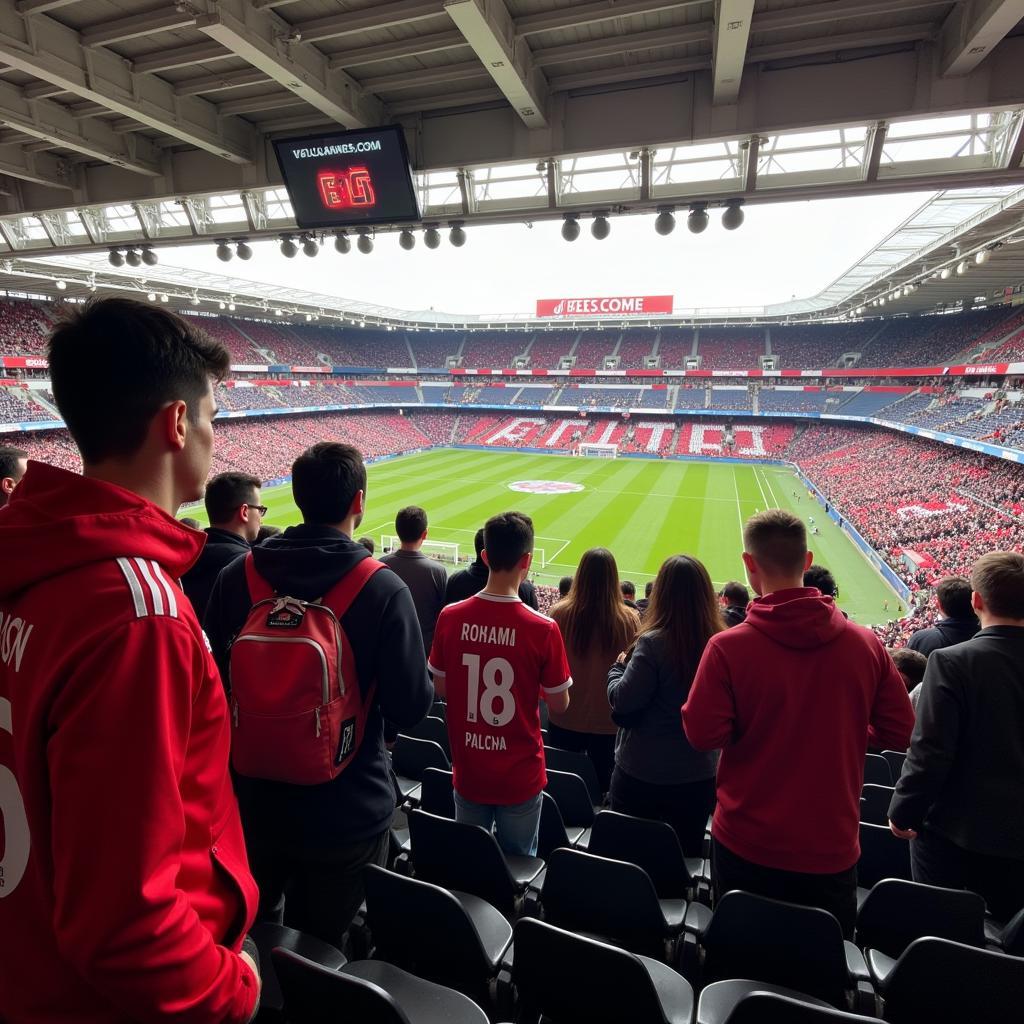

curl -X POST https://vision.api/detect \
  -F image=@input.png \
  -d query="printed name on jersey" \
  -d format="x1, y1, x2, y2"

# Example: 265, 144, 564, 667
460, 623, 516, 646
465, 731, 508, 750
0, 610, 33, 672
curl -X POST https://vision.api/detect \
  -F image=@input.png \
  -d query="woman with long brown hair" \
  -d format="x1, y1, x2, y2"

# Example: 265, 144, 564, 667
606, 554, 724, 856
549, 548, 640, 794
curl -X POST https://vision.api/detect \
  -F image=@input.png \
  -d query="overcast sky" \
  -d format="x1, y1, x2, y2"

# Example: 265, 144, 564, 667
151, 190, 931, 317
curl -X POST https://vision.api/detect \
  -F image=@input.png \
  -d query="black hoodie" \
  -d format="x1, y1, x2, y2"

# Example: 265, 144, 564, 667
204, 524, 433, 848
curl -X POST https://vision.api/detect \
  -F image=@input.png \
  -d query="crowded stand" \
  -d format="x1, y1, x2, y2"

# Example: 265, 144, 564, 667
657, 327, 696, 367
0, 300, 51, 357
697, 329, 766, 368
617, 330, 655, 368
770, 323, 867, 367
758, 387, 835, 413
572, 332, 615, 369
0, 386, 57, 423
710, 386, 754, 411
675, 385, 709, 410
460, 333, 526, 368
4, 299, 1024, 1024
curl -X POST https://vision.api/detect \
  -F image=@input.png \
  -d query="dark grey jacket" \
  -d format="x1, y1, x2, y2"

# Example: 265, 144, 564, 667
906, 616, 979, 657
889, 626, 1024, 859
607, 631, 718, 785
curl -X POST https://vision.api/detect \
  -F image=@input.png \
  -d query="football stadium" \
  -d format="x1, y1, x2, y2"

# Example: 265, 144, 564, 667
2, 1, 1024, 1022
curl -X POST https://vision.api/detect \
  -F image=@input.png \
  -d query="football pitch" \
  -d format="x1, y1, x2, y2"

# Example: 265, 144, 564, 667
234, 448, 900, 626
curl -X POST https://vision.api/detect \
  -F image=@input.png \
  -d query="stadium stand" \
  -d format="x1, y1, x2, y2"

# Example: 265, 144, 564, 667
617, 331, 655, 369
769, 324, 868, 368
410, 332, 458, 368
460, 334, 527, 368
0, 300, 51, 357
698, 329, 767, 369
657, 327, 696, 368
572, 332, 615, 370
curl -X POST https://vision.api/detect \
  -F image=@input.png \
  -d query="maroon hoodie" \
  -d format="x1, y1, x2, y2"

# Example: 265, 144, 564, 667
682, 587, 914, 874
0, 463, 258, 1023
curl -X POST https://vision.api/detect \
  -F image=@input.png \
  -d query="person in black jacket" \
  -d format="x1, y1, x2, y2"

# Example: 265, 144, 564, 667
181, 471, 263, 619
444, 527, 539, 608
889, 552, 1024, 921
719, 580, 749, 628
905, 576, 979, 657
205, 442, 433, 945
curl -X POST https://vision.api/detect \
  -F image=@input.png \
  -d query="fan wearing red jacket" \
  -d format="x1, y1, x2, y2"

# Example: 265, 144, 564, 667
682, 510, 914, 937
429, 511, 571, 856
0, 299, 261, 1023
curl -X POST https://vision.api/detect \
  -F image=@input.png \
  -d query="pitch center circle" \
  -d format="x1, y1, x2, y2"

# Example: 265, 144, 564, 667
508, 480, 585, 494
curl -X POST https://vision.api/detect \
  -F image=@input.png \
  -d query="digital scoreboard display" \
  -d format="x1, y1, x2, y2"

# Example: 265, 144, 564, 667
273, 125, 421, 230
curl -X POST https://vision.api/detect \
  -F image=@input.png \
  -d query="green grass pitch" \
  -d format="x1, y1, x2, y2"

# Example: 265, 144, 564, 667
213, 448, 901, 627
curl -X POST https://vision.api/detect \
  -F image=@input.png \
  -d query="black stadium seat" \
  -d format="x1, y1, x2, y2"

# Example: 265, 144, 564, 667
855, 879, 986, 988
512, 918, 695, 1024
272, 948, 490, 1024
363, 865, 512, 1013
544, 769, 596, 847
540, 847, 688, 962
722, 991, 877, 1023
856, 822, 913, 893
418, 767, 455, 819
407, 809, 543, 918
859, 784, 894, 826
544, 745, 604, 804
880, 750, 906, 782
863, 753, 892, 787
407, 715, 450, 758
879, 937, 1024, 1024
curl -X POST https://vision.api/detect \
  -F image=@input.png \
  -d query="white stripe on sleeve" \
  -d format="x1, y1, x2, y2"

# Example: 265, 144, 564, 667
134, 557, 165, 616
116, 557, 148, 618
151, 561, 179, 619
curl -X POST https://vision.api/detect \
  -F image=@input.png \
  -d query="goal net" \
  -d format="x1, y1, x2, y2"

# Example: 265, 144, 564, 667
381, 536, 461, 565
578, 442, 618, 458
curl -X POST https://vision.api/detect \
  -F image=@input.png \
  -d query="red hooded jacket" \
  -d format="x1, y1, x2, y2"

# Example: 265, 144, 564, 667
682, 588, 914, 874
0, 463, 259, 1023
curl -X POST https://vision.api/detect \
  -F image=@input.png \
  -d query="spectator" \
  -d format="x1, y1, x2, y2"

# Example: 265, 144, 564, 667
889, 647, 928, 711
0, 444, 27, 508
179, 516, 201, 530
380, 505, 448, 655
205, 442, 432, 945
429, 512, 571, 856
683, 510, 914, 937
803, 564, 838, 598
620, 579, 639, 610
444, 526, 540, 609
636, 579, 653, 617
889, 552, 1024, 921
181, 472, 263, 620
719, 580, 749, 628
256, 524, 281, 543
558, 575, 573, 598
906, 576, 979, 656
549, 548, 640, 794
357, 535, 375, 554
0, 298, 261, 1023
608, 555, 723, 857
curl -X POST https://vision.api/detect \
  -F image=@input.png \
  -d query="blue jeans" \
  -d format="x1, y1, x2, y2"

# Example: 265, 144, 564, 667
453, 791, 543, 857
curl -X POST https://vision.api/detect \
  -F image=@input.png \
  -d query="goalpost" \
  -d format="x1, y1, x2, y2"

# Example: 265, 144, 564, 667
577, 442, 618, 458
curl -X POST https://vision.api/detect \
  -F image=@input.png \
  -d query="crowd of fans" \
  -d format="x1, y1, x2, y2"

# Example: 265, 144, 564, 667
0, 300, 51, 357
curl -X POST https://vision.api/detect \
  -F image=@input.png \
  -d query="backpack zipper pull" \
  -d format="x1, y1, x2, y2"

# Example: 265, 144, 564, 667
315, 706, 322, 737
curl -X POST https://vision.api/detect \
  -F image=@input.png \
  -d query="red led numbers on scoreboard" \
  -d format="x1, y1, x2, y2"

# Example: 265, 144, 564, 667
317, 167, 377, 211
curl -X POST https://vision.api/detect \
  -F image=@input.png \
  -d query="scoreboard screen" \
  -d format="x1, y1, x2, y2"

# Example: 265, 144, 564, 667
273, 125, 421, 230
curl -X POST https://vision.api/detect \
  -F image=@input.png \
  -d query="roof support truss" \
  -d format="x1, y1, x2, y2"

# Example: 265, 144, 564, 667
712, 0, 755, 105
329, 29, 468, 70
445, 0, 548, 129
0, 7, 256, 164
940, 0, 1024, 76
0, 142, 72, 189
195, 0, 383, 128
291, 1, 443, 43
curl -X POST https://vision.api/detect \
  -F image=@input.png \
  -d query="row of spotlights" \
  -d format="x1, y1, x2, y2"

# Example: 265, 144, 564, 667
216, 239, 253, 262
108, 245, 157, 268
654, 201, 743, 236
863, 245, 996, 309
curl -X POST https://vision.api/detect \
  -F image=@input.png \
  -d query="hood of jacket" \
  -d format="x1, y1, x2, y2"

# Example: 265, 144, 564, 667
0, 461, 204, 601
742, 586, 848, 650
251, 523, 370, 601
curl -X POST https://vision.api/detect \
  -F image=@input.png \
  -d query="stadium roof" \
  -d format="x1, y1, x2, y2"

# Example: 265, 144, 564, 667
0, 2, 1022, 324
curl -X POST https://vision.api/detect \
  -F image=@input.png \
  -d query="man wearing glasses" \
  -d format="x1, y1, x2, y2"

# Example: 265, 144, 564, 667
182, 472, 265, 619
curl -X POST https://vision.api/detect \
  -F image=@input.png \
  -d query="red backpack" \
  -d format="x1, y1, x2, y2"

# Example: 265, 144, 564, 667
228, 553, 385, 785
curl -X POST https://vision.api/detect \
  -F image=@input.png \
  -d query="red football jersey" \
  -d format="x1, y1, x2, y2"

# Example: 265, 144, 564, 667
429, 593, 572, 805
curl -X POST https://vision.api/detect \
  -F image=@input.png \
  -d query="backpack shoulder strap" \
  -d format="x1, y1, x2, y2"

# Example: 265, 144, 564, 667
243, 552, 276, 604
320, 556, 387, 619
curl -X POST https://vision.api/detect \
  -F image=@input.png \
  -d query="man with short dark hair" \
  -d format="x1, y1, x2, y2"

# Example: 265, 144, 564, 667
0, 444, 27, 508
636, 580, 654, 616
720, 580, 750, 628
0, 298, 261, 1023
620, 579, 639, 610
683, 509, 914, 937
803, 564, 837, 598
558, 575, 573, 598
429, 512, 572, 855
205, 442, 432, 945
888, 647, 928, 710
357, 535, 375, 554
889, 551, 1024, 921
444, 526, 540, 609
906, 576, 979, 656
181, 471, 263, 619
381, 505, 448, 654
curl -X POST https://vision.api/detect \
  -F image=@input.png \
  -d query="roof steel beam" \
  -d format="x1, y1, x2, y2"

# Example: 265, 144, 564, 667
752, 0, 954, 34
81, 9, 197, 48
360, 60, 486, 94
445, 0, 548, 129
515, 0, 705, 37
132, 41, 229, 73
16, 0, 82, 13
0, 79, 162, 174
195, 0, 384, 128
940, 0, 1024, 76
292, 1, 443, 43
328, 29, 468, 70
0, 8, 256, 163
175, 68, 271, 96
713, 0, 755, 105
533, 23, 711, 68
0, 142, 72, 188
